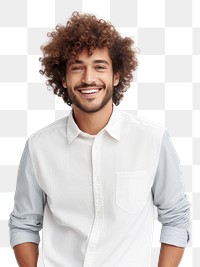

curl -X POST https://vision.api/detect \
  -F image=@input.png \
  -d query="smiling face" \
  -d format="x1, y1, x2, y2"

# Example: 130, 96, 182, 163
63, 47, 119, 114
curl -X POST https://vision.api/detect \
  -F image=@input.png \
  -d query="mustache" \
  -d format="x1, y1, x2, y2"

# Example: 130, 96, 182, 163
75, 82, 103, 90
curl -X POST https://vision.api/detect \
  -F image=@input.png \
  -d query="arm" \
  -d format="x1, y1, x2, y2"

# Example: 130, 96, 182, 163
14, 243, 39, 267
152, 130, 191, 266
158, 243, 184, 267
9, 139, 46, 266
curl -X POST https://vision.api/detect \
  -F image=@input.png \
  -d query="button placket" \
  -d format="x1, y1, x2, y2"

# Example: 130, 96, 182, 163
83, 136, 103, 267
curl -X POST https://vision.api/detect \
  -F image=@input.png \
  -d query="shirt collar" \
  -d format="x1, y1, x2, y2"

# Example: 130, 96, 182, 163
66, 110, 81, 144
66, 105, 121, 144
104, 105, 121, 141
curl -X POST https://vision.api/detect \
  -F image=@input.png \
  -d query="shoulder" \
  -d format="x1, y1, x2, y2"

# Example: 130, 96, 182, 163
119, 110, 166, 137
28, 116, 68, 146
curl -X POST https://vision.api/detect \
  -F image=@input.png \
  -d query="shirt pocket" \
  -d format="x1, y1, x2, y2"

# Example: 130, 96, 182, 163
116, 171, 150, 214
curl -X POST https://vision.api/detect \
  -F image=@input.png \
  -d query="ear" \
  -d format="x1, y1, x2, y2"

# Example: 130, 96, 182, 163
113, 73, 120, 86
62, 80, 67, 88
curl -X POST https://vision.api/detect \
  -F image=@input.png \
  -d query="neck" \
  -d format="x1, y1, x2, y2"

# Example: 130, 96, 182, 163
72, 102, 113, 135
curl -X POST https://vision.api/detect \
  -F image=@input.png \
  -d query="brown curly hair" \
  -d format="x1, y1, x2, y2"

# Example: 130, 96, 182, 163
39, 11, 138, 106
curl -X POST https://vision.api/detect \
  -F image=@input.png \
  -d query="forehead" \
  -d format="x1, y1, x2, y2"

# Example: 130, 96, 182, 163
76, 47, 112, 65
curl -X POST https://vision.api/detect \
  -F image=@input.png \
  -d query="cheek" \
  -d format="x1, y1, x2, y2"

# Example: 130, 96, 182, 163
67, 75, 82, 87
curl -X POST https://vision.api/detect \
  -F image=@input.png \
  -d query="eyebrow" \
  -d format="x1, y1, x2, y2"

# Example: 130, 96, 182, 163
74, 59, 110, 65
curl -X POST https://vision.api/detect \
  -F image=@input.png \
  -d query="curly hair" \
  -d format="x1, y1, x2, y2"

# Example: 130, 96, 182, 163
39, 11, 138, 106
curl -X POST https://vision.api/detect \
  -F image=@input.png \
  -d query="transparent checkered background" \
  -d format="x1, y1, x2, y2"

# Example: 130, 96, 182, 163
0, 0, 199, 266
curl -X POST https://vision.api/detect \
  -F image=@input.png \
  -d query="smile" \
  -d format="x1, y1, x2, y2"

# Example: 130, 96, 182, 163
78, 88, 102, 95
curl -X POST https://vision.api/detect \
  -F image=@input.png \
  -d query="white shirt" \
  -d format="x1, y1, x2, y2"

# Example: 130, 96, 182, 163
9, 106, 190, 267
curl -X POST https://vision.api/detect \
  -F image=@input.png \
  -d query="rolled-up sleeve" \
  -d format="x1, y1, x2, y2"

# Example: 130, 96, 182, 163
152, 130, 191, 247
8, 139, 46, 248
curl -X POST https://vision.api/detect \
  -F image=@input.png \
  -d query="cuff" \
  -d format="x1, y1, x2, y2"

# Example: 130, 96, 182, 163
160, 226, 190, 247
10, 230, 40, 248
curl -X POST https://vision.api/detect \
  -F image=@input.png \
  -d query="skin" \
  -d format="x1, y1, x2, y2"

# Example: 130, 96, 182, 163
13, 47, 185, 267
62, 47, 119, 135
158, 243, 184, 267
13, 243, 38, 267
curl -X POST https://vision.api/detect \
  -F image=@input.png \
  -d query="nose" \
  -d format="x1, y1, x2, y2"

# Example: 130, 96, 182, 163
81, 67, 96, 84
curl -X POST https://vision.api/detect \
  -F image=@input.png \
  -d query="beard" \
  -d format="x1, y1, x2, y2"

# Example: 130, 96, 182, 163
67, 83, 114, 113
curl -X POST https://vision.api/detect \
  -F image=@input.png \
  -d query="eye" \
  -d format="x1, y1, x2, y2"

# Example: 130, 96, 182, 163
95, 65, 107, 71
70, 65, 83, 72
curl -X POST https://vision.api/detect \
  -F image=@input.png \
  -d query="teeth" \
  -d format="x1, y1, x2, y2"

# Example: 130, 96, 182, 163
80, 89, 99, 94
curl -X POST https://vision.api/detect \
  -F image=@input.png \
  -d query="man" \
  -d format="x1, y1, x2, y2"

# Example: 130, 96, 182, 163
9, 12, 190, 267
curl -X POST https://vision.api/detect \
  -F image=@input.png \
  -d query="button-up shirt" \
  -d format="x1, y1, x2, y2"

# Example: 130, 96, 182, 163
9, 105, 190, 267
